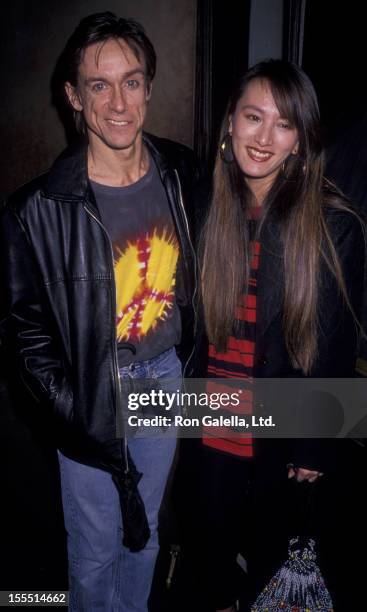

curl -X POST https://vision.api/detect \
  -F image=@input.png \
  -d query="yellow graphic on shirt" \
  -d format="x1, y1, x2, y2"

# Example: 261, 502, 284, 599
114, 228, 179, 341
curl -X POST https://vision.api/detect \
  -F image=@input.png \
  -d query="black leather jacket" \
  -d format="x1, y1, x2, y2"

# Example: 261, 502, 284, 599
0, 133, 198, 477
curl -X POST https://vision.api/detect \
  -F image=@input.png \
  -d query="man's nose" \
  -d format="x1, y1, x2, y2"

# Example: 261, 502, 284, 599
110, 86, 127, 112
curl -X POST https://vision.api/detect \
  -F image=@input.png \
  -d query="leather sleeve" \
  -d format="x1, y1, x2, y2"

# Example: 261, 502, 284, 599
312, 209, 365, 376
289, 209, 366, 472
0, 203, 73, 418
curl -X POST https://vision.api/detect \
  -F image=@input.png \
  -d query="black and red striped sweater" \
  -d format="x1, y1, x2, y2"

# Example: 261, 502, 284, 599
203, 218, 260, 458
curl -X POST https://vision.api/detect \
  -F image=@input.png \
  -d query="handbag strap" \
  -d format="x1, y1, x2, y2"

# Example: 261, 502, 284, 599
289, 478, 318, 537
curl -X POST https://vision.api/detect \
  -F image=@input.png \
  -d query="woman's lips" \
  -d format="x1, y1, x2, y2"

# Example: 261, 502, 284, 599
246, 146, 273, 162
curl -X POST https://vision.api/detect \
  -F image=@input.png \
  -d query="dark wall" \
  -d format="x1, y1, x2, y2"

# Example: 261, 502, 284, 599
302, 1, 367, 360
1, 0, 197, 198
195, 0, 251, 168
302, 0, 366, 138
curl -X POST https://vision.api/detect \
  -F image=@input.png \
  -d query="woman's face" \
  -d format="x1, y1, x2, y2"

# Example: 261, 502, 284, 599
229, 78, 300, 202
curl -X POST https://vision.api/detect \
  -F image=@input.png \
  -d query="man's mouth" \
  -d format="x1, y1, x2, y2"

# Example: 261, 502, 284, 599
107, 119, 130, 126
247, 146, 273, 162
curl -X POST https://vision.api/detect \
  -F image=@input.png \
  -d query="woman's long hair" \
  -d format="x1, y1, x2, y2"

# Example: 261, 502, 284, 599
200, 59, 357, 374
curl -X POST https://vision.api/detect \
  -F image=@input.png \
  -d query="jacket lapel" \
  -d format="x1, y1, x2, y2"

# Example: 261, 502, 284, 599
257, 214, 284, 336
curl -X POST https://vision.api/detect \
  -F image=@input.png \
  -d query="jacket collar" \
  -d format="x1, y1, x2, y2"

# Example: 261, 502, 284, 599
42, 133, 171, 201
42, 138, 89, 200
143, 133, 171, 176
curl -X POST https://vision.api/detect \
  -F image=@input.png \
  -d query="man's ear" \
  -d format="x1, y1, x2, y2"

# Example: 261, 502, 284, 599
65, 82, 83, 111
146, 81, 153, 101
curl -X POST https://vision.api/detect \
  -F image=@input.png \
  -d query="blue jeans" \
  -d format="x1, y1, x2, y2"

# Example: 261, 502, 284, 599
58, 347, 181, 611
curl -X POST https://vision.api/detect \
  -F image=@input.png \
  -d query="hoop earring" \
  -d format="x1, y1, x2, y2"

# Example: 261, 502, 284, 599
220, 133, 234, 163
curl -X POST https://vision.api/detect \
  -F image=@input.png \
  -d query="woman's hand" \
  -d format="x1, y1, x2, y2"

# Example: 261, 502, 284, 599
287, 465, 324, 483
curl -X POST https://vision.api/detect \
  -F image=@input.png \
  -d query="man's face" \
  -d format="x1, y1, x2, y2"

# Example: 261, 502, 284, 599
65, 38, 151, 153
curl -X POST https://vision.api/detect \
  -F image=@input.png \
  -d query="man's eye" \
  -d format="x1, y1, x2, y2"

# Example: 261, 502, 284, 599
126, 79, 139, 89
92, 83, 106, 92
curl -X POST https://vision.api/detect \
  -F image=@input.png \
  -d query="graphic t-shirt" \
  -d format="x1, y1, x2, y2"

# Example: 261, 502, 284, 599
91, 156, 181, 367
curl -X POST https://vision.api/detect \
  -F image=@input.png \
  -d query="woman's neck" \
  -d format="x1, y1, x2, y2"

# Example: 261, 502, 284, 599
245, 174, 276, 207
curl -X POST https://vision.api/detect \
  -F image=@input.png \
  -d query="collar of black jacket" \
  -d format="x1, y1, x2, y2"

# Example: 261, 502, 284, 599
41, 132, 171, 200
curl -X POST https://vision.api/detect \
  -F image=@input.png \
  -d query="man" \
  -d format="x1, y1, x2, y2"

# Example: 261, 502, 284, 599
0, 12, 197, 611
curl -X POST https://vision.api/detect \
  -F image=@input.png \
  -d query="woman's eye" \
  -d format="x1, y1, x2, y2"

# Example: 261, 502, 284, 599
247, 114, 260, 122
278, 121, 291, 129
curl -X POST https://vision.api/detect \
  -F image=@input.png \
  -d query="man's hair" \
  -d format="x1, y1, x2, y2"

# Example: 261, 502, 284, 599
56, 12, 156, 133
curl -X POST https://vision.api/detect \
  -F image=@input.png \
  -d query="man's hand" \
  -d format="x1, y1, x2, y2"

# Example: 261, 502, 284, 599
287, 465, 324, 483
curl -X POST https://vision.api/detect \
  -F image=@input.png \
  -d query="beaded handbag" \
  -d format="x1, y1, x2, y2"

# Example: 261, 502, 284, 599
250, 535, 334, 611
251, 478, 334, 612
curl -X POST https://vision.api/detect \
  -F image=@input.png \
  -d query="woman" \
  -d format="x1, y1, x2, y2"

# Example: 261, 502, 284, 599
195, 60, 365, 611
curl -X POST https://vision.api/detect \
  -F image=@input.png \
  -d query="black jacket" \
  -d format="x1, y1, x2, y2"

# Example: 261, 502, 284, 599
0, 133, 198, 478
194, 204, 365, 472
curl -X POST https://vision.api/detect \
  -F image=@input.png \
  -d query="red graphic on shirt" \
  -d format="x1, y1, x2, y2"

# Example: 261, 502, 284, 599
114, 228, 179, 341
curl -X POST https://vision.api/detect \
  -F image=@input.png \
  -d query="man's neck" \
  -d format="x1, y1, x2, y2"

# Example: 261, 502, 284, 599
88, 140, 150, 187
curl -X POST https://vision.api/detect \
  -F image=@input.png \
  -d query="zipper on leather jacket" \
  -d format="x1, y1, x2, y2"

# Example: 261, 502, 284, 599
173, 169, 198, 381
20, 370, 41, 403
83, 204, 129, 472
